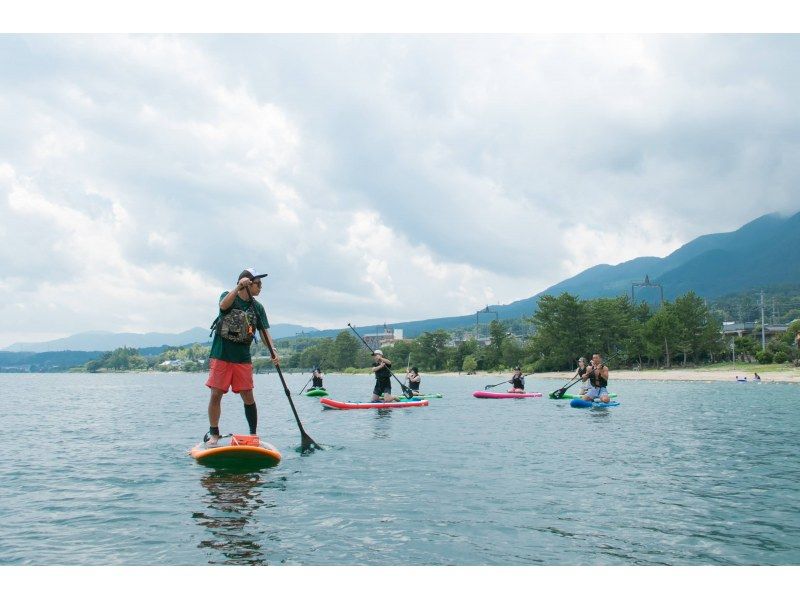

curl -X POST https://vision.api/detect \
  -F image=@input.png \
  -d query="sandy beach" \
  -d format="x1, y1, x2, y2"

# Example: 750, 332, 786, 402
427, 368, 800, 383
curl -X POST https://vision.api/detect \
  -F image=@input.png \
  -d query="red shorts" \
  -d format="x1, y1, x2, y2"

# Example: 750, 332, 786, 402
205, 358, 254, 393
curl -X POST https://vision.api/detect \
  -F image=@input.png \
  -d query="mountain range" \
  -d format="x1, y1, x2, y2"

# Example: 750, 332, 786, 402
3, 324, 319, 352
5, 210, 798, 351
331, 210, 800, 338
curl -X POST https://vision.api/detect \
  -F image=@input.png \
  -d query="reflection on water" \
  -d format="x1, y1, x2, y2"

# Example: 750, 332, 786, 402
372, 408, 393, 439
193, 470, 276, 565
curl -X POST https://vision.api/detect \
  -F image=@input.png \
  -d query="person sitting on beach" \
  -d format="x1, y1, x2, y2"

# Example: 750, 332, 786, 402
311, 367, 325, 389
509, 366, 525, 393
575, 357, 589, 395
754, 372, 761, 381
581, 353, 610, 403
406, 366, 421, 395
371, 350, 397, 403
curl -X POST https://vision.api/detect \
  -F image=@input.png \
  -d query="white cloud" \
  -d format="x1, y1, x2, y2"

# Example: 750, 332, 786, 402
1, 34, 799, 346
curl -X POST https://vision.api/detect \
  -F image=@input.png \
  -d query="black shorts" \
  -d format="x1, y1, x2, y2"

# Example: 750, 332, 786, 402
373, 379, 391, 396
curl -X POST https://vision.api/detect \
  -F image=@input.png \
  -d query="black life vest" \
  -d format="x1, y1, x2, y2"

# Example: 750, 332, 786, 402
588, 367, 607, 388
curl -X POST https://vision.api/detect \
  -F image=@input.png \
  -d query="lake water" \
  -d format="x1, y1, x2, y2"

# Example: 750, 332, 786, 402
1, 372, 799, 565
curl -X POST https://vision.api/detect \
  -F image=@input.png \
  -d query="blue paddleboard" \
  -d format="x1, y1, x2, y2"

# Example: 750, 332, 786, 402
570, 398, 620, 409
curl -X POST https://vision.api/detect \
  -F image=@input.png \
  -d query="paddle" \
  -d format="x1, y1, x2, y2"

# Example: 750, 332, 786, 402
347, 323, 415, 399
298, 375, 313, 396
245, 286, 321, 453
549, 373, 582, 399
484, 373, 531, 391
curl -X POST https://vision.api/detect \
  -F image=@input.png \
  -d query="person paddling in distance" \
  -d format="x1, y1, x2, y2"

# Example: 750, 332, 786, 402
371, 350, 398, 403
204, 268, 280, 445
311, 366, 325, 389
509, 366, 525, 394
405, 366, 421, 396
575, 357, 589, 396
581, 353, 610, 403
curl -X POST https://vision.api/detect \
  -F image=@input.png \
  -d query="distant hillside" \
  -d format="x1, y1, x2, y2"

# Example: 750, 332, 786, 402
311, 210, 800, 338
0, 350, 105, 372
4, 323, 319, 352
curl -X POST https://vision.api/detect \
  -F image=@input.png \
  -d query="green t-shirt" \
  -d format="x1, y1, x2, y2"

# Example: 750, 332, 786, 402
209, 291, 270, 364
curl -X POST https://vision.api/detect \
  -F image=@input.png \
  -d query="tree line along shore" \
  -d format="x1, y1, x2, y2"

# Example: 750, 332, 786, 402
7, 291, 798, 376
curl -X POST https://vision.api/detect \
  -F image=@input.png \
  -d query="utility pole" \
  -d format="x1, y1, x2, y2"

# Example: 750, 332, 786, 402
760, 290, 766, 351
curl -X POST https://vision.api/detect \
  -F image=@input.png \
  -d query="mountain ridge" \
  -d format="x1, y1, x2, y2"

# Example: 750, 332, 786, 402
6, 211, 797, 350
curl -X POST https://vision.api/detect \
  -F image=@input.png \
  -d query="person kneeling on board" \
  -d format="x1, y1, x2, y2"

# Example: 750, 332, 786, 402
581, 353, 610, 404
405, 366, 421, 396
204, 268, 280, 445
371, 350, 398, 403
311, 366, 325, 389
509, 366, 525, 394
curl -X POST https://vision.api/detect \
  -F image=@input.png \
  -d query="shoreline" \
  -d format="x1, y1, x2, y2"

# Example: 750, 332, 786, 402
7, 368, 800, 383
427, 369, 800, 383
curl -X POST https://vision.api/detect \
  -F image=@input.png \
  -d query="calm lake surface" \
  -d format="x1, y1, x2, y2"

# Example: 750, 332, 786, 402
2, 372, 799, 565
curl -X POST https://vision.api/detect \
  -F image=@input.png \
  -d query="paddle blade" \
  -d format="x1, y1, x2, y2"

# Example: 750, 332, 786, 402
551, 388, 567, 399
301, 432, 322, 453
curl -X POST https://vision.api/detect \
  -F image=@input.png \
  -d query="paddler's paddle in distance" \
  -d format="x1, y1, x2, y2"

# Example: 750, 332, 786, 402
245, 286, 321, 453
484, 372, 532, 391
347, 323, 415, 399
549, 373, 581, 399
298, 375, 313, 396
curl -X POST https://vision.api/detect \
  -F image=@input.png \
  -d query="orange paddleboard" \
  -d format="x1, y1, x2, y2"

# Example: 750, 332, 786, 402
190, 434, 281, 469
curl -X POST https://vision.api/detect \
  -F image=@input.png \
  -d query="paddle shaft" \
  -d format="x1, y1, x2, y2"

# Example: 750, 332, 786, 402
347, 323, 413, 398
485, 372, 531, 390
245, 286, 320, 452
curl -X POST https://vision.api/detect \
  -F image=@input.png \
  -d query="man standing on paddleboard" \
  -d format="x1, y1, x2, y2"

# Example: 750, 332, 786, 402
203, 268, 280, 445
371, 350, 397, 403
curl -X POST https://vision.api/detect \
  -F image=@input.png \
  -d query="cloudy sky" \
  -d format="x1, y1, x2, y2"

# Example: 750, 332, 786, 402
1, 34, 799, 346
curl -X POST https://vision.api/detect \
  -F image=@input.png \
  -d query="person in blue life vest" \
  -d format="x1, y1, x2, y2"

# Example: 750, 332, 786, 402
581, 353, 610, 403
509, 366, 525, 393
371, 350, 398, 403
405, 366, 422, 395
203, 268, 280, 445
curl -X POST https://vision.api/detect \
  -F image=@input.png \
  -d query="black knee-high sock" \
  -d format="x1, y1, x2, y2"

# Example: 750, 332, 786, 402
244, 402, 257, 434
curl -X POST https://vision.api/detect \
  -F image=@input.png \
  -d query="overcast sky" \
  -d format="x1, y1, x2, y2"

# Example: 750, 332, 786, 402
1, 34, 799, 346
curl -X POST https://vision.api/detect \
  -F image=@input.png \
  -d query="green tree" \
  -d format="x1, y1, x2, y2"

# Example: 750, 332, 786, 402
332, 331, 361, 369
671, 292, 722, 365
462, 355, 478, 373
643, 305, 680, 367
528, 293, 589, 370
414, 330, 451, 371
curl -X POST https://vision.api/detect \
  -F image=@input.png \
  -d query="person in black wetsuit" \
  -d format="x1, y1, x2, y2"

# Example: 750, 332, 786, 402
509, 366, 525, 393
406, 366, 421, 395
371, 350, 397, 403
311, 367, 325, 389
581, 353, 610, 403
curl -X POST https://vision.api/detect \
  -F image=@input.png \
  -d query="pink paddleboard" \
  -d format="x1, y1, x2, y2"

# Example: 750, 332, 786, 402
472, 391, 543, 399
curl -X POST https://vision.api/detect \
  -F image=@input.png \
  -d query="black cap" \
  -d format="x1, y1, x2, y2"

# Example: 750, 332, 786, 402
238, 268, 268, 282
